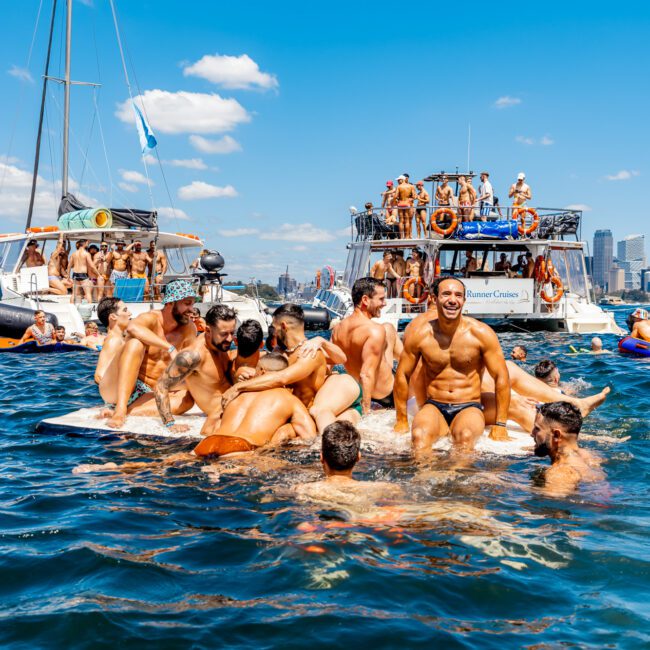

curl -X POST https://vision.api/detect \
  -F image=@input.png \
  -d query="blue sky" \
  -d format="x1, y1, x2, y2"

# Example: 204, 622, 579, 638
0, 0, 649, 283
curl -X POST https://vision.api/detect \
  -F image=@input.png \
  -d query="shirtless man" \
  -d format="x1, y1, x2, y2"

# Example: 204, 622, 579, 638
232, 319, 264, 382
406, 249, 424, 301
466, 177, 478, 220
381, 180, 397, 225
193, 353, 317, 457
534, 359, 561, 389
19, 309, 54, 344
221, 303, 359, 434
147, 241, 168, 301
457, 176, 473, 223
332, 278, 399, 413
70, 239, 100, 303
371, 251, 400, 299
106, 279, 199, 429
509, 172, 532, 207
395, 175, 416, 239
129, 240, 153, 297
22, 239, 46, 268
630, 308, 650, 342
92, 243, 110, 301
415, 181, 430, 238
461, 250, 478, 276
494, 253, 511, 274
522, 251, 535, 278
435, 176, 453, 207
79, 321, 105, 350
106, 240, 130, 297
47, 235, 72, 295
511, 345, 527, 362
532, 401, 604, 496
394, 277, 511, 454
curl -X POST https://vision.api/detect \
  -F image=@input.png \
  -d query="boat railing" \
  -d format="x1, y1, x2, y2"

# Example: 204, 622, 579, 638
348, 205, 582, 242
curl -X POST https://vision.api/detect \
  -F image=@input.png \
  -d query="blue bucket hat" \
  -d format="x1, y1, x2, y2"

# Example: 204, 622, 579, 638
163, 279, 198, 304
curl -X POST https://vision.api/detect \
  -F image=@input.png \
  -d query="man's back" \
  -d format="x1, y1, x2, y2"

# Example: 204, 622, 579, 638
333, 314, 388, 380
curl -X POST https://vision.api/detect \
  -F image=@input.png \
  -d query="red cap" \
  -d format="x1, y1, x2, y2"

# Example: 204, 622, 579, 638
386, 180, 393, 186
416, 181, 424, 186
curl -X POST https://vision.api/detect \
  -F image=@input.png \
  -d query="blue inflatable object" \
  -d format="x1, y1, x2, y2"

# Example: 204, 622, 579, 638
456, 219, 520, 240
0, 341, 92, 354
618, 336, 650, 357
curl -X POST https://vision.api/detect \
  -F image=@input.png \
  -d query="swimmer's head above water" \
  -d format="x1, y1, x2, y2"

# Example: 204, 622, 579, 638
532, 401, 582, 459
590, 337, 603, 352
511, 345, 528, 361
321, 421, 361, 479
54, 326, 66, 342
534, 359, 560, 387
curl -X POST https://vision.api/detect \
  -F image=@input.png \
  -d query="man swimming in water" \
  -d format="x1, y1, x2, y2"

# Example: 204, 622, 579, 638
531, 401, 604, 496
153, 304, 237, 435
194, 353, 317, 457
534, 359, 561, 390
332, 277, 399, 413
629, 308, 650, 342
394, 277, 511, 454
511, 345, 528, 362
221, 303, 358, 433
106, 279, 198, 429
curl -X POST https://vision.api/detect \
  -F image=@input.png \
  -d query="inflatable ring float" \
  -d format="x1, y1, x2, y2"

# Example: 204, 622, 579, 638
430, 208, 458, 236
513, 207, 539, 236
402, 277, 429, 304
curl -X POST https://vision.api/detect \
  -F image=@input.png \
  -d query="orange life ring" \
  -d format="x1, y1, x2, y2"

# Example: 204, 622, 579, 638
533, 255, 547, 283
430, 208, 458, 236
176, 232, 200, 241
402, 277, 429, 304
27, 226, 59, 233
541, 275, 564, 303
513, 207, 539, 236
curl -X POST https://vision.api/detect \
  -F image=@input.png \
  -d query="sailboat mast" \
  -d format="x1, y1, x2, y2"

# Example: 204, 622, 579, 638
61, 0, 72, 197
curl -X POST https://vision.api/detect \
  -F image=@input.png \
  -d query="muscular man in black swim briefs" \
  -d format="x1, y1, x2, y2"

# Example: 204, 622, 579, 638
393, 277, 510, 455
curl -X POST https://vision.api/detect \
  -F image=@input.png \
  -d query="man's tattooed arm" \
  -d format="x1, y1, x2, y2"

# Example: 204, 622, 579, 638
154, 350, 201, 425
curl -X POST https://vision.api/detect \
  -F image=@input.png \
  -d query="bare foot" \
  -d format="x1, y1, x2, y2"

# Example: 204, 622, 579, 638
107, 413, 127, 430
394, 418, 410, 434
577, 387, 610, 417
96, 407, 115, 419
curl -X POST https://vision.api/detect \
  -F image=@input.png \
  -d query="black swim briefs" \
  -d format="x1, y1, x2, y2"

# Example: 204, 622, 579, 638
424, 399, 484, 427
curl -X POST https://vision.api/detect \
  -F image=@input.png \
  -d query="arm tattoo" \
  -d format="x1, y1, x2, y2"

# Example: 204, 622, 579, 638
154, 350, 200, 424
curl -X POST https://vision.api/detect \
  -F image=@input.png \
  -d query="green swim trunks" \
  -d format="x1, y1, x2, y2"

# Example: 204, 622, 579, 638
104, 378, 153, 409
350, 380, 363, 416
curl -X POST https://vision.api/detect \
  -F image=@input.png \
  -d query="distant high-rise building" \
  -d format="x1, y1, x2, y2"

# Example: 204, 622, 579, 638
277, 266, 297, 296
608, 267, 626, 292
593, 229, 613, 289
616, 234, 646, 290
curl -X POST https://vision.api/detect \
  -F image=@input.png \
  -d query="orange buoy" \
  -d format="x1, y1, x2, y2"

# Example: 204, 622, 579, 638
402, 277, 429, 304
430, 208, 458, 236
513, 207, 539, 236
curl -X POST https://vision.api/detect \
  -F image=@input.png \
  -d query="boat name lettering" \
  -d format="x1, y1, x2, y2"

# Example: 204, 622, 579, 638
466, 289, 522, 299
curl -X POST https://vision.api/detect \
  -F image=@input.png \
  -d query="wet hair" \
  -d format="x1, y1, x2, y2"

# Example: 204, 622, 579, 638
322, 421, 360, 471
431, 276, 466, 297
534, 359, 557, 380
205, 304, 237, 327
236, 319, 263, 357
352, 277, 384, 307
513, 345, 528, 357
97, 297, 123, 327
537, 401, 583, 435
258, 352, 289, 372
273, 303, 304, 325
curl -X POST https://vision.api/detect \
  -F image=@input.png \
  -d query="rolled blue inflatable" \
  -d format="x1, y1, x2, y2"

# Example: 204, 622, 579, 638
618, 336, 650, 357
58, 208, 112, 230
0, 341, 92, 354
456, 219, 520, 240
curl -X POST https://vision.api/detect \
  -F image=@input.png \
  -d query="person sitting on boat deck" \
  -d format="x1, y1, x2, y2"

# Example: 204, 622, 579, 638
70, 239, 100, 304
232, 319, 265, 382
21, 238, 46, 269
478, 172, 494, 222
47, 234, 73, 296
457, 176, 474, 223
371, 251, 400, 299
221, 303, 357, 435
189, 307, 206, 333
511, 345, 528, 362
147, 241, 168, 301
106, 239, 130, 297
90, 243, 109, 302
509, 172, 532, 206
629, 308, 650, 342
522, 251, 535, 278
394, 175, 416, 239
332, 277, 401, 414
494, 253, 512, 275
531, 401, 604, 496
129, 240, 153, 297
435, 175, 453, 207
194, 352, 317, 457
461, 250, 478, 276
94, 297, 132, 404
19, 310, 55, 345
415, 181, 430, 238
394, 277, 511, 454
79, 321, 105, 350
105, 279, 199, 429
534, 359, 561, 391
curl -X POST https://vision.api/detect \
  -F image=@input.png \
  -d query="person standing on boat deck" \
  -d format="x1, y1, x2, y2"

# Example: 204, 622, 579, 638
466, 177, 478, 221
92, 242, 110, 301
395, 175, 416, 239
509, 172, 532, 206
478, 172, 494, 221
522, 251, 535, 278
105, 279, 199, 430
457, 176, 473, 222
221, 303, 358, 434
87, 245, 102, 302
371, 251, 400, 299
19, 309, 55, 345
129, 240, 153, 298
106, 239, 130, 297
381, 180, 397, 225
332, 277, 400, 413
403, 173, 417, 232
21, 238, 46, 268
461, 250, 478, 276
406, 249, 425, 300
415, 181, 430, 238
435, 175, 453, 207
393, 277, 511, 454
147, 241, 168, 301
70, 239, 100, 304
47, 234, 72, 295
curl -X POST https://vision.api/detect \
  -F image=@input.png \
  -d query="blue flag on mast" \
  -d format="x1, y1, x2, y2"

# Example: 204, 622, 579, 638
132, 101, 157, 153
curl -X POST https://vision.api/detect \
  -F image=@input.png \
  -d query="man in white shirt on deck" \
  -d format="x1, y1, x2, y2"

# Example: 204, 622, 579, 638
478, 171, 494, 221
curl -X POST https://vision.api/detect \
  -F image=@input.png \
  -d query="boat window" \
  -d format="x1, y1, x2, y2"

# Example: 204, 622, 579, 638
164, 246, 199, 275
343, 241, 371, 287
0, 240, 26, 272
550, 249, 570, 287
564, 248, 588, 297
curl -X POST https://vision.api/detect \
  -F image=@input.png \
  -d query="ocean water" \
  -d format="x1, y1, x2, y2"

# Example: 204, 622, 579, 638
1, 306, 649, 649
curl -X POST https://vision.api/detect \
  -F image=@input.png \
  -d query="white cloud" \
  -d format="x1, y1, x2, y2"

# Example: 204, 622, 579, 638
118, 182, 138, 193
564, 204, 591, 212
494, 96, 521, 109
292, 245, 308, 251
515, 135, 554, 146
115, 90, 250, 135
144, 154, 208, 170
119, 169, 152, 185
178, 181, 238, 200
183, 53, 278, 91
189, 134, 242, 155
540, 135, 554, 146
8, 65, 33, 83
260, 223, 336, 243
604, 170, 640, 181
157, 206, 190, 221
515, 136, 535, 145
219, 227, 260, 237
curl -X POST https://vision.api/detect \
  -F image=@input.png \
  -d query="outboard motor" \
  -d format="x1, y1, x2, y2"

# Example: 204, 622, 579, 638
301, 305, 331, 331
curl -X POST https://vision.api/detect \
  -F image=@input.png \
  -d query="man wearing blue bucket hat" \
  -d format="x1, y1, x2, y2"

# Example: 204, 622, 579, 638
105, 279, 199, 429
